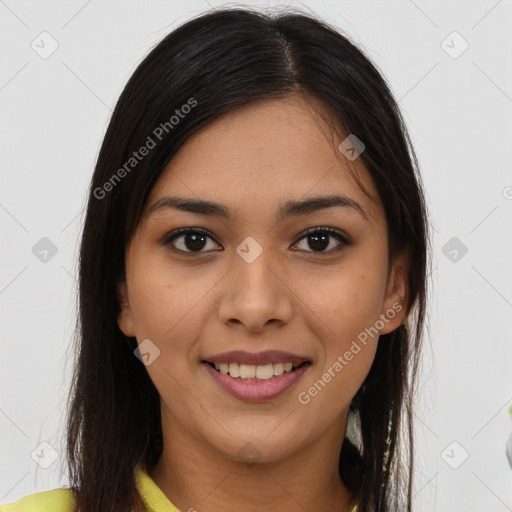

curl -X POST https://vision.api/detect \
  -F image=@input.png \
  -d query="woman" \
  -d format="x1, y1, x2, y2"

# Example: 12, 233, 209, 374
1, 6, 430, 512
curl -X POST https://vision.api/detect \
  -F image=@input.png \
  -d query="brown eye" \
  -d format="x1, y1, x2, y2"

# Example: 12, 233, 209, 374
162, 228, 221, 254
161, 226, 351, 256
293, 227, 351, 254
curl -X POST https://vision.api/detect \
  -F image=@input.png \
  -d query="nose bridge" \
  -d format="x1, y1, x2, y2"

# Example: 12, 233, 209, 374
233, 234, 282, 298
218, 234, 293, 330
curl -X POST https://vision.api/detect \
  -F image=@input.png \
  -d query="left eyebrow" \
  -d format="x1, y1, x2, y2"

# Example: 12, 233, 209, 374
145, 194, 369, 222
278, 195, 368, 221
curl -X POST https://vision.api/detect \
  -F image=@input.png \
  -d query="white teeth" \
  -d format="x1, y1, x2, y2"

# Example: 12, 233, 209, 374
256, 364, 274, 380
228, 362, 240, 378
239, 364, 256, 379
273, 363, 284, 376
210, 361, 303, 380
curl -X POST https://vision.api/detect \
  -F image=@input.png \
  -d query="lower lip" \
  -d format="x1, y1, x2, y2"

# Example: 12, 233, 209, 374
203, 362, 311, 402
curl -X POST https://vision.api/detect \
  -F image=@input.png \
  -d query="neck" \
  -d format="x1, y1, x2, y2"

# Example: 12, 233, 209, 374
149, 408, 354, 512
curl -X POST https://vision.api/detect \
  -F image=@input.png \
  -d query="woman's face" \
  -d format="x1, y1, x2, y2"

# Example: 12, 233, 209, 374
117, 95, 407, 464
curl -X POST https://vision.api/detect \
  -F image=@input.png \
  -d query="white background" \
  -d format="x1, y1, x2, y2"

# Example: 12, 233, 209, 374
1, 1, 511, 511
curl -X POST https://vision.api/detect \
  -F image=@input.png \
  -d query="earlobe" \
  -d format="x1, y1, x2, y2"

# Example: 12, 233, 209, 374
116, 281, 135, 337
379, 249, 409, 335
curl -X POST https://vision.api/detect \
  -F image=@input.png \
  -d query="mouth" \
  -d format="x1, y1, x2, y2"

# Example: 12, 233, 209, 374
202, 360, 310, 381
201, 352, 312, 402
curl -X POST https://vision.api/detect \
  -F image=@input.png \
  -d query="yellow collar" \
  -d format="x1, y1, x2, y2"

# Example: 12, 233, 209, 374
134, 465, 181, 511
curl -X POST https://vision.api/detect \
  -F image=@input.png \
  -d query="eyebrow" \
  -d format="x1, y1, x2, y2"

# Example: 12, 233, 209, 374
145, 194, 368, 222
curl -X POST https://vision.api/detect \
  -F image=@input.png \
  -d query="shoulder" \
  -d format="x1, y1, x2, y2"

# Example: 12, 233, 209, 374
0, 488, 75, 512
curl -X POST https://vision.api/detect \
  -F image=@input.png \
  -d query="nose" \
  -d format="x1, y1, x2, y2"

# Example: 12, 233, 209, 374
217, 245, 293, 334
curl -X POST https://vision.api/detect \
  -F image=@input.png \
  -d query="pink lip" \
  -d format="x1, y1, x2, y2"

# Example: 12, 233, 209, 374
203, 361, 311, 402
203, 350, 310, 366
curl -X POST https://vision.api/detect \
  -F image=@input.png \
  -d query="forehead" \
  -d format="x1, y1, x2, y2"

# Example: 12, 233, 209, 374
146, 95, 383, 224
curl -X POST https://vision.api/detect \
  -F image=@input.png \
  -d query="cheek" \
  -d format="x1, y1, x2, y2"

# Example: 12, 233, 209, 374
296, 263, 383, 416
126, 252, 212, 345
295, 250, 387, 401
300, 254, 389, 339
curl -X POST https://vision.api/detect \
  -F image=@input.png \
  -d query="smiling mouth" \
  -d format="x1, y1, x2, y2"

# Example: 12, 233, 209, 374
203, 361, 310, 381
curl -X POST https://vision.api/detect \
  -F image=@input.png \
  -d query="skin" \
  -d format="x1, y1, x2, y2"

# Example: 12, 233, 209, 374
117, 94, 409, 512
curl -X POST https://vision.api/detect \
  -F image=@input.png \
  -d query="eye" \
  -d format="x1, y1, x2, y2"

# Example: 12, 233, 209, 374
161, 228, 221, 254
160, 226, 351, 256
292, 226, 351, 254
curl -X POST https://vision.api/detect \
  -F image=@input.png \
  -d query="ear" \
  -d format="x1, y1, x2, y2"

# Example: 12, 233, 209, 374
378, 248, 409, 335
117, 281, 136, 337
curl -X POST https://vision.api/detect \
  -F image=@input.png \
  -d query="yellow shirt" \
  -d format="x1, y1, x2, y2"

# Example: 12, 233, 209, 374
0, 466, 358, 511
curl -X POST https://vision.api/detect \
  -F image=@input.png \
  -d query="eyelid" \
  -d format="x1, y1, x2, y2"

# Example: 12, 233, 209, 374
295, 226, 351, 245
160, 227, 221, 253
160, 226, 351, 255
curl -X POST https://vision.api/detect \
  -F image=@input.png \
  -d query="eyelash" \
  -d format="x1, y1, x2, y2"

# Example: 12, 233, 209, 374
160, 226, 351, 256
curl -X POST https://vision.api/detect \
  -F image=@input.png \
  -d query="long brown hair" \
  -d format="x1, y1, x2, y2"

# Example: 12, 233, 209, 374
66, 7, 431, 512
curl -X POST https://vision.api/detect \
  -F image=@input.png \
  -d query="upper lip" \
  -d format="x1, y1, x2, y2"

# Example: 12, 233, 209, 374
203, 350, 310, 366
